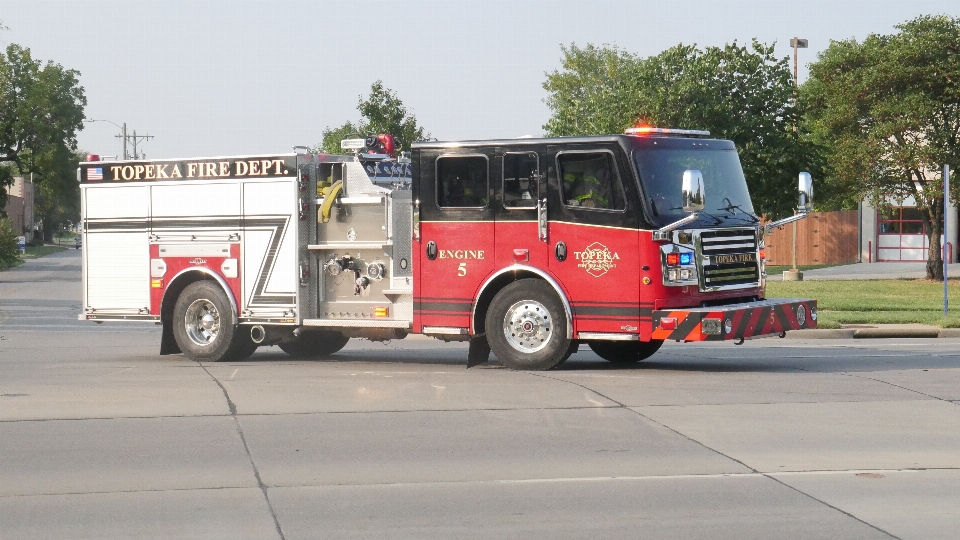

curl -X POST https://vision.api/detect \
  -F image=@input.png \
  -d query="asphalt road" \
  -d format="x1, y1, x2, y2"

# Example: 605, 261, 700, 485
1, 249, 959, 539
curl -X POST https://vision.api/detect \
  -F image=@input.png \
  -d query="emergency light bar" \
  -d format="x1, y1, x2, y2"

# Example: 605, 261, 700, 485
625, 127, 711, 137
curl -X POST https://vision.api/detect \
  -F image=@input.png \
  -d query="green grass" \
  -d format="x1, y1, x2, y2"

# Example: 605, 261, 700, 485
766, 279, 960, 328
23, 245, 67, 258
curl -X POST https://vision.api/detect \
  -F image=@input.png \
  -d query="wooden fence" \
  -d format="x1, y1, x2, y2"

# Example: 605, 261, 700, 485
763, 210, 859, 266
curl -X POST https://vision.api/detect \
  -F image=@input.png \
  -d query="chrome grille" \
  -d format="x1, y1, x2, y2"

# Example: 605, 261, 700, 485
702, 262, 760, 286
700, 229, 757, 255
700, 229, 759, 288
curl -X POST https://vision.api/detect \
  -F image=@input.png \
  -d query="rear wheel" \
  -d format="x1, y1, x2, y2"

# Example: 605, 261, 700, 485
172, 281, 238, 362
278, 330, 350, 358
485, 279, 572, 371
588, 339, 663, 364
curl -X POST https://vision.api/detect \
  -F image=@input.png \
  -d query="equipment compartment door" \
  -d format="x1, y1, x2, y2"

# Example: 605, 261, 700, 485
414, 150, 496, 332
545, 146, 644, 337
82, 185, 150, 314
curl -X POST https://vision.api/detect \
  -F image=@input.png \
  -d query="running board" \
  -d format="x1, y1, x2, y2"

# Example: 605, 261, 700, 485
302, 319, 411, 328
576, 332, 639, 341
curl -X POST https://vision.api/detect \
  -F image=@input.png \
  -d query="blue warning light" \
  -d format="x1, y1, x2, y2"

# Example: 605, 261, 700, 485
679, 253, 693, 265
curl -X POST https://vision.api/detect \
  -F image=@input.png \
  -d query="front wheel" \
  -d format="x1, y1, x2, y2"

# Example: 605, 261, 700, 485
588, 339, 663, 364
485, 279, 572, 371
172, 281, 238, 362
278, 330, 350, 358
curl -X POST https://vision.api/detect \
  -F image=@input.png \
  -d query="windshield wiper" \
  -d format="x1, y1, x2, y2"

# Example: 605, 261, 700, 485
716, 197, 760, 223
696, 211, 725, 226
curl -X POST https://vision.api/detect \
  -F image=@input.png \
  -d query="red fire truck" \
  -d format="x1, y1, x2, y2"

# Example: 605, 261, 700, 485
78, 128, 816, 370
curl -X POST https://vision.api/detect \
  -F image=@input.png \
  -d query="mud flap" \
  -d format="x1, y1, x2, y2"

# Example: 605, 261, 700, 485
159, 320, 182, 355
467, 335, 490, 368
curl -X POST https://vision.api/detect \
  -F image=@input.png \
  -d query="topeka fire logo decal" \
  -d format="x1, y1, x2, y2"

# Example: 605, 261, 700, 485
574, 242, 620, 277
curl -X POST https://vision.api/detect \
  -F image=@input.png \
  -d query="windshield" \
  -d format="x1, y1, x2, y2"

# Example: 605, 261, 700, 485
631, 138, 756, 228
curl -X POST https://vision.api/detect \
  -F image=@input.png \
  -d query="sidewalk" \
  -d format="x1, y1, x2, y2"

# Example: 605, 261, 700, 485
767, 261, 960, 281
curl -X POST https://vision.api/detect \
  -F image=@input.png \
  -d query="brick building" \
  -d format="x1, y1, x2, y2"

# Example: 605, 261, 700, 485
3, 176, 35, 243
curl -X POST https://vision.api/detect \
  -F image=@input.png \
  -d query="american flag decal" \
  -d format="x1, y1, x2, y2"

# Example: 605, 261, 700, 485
87, 167, 103, 181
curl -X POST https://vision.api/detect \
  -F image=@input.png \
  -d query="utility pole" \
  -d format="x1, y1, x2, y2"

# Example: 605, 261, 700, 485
89, 119, 153, 160
127, 129, 154, 160
115, 124, 154, 160
117, 123, 127, 160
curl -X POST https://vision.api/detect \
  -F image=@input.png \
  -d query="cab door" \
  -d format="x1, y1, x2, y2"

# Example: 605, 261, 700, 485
494, 150, 548, 272
545, 146, 643, 337
413, 149, 496, 333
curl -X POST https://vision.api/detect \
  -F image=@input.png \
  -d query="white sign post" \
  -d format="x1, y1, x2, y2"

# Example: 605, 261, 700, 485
16, 235, 25, 254
945, 165, 950, 316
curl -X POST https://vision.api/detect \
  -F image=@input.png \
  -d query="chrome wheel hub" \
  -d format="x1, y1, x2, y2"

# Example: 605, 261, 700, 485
503, 299, 552, 353
185, 299, 220, 346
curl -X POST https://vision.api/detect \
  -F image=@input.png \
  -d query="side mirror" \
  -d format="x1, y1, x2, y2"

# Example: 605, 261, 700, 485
682, 170, 705, 213
798, 172, 813, 212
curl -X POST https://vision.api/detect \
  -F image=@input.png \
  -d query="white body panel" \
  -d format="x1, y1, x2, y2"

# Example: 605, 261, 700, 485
241, 180, 298, 317
152, 183, 242, 218
80, 160, 298, 321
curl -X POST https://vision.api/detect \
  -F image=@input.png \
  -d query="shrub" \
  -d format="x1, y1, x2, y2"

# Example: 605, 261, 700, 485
0, 217, 23, 268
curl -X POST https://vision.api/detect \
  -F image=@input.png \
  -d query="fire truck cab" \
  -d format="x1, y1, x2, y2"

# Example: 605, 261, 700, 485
78, 129, 816, 370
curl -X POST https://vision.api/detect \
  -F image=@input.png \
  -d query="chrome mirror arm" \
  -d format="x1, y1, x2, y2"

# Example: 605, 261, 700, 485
764, 208, 811, 234
654, 213, 699, 241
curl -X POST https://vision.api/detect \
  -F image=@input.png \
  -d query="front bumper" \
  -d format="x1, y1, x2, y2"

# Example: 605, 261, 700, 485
651, 298, 816, 342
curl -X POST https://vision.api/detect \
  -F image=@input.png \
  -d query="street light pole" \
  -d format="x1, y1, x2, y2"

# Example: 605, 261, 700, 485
88, 119, 127, 159
791, 37, 808, 85
784, 37, 808, 282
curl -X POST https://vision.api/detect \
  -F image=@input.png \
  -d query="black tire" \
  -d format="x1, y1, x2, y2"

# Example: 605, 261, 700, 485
485, 279, 572, 371
172, 281, 239, 362
226, 332, 259, 361
278, 330, 350, 358
588, 339, 664, 364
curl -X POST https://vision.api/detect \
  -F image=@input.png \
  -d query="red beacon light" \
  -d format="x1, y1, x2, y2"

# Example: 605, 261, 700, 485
85, 154, 101, 162
624, 127, 711, 137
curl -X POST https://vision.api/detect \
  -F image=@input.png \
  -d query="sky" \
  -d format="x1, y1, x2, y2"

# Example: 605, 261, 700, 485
1, 0, 959, 159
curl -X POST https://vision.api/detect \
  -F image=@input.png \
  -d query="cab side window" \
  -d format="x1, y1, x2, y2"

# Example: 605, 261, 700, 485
502, 152, 539, 208
558, 152, 625, 211
437, 155, 488, 208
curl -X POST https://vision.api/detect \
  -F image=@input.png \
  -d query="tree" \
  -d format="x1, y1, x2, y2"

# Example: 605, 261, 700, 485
803, 15, 960, 279
542, 44, 642, 137
543, 40, 822, 219
0, 43, 86, 240
318, 81, 428, 154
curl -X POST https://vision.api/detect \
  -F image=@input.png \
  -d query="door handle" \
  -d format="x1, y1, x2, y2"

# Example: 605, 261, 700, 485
537, 197, 548, 242
413, 199, 421, 241
426, 241, 438, 260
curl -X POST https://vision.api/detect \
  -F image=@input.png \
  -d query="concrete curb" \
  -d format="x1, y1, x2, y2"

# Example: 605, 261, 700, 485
784, 329, 856, 339
784, 325, 959, 339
